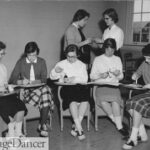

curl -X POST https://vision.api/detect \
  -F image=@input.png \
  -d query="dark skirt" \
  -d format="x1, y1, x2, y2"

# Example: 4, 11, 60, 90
0, 94, 27, 124
60, 85, 90, 110
126, 91, 150, 118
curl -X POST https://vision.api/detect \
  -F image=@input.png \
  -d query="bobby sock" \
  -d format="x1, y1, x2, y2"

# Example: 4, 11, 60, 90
15, 121, 23, 136
114, 116, 122, 130
138, 123, 148, 139
8, 122, 15, 137
130, 127, 139, 142
74, 118, 82, 133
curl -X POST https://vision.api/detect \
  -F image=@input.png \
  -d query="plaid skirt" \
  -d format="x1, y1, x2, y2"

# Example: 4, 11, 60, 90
126, 91, 150, 118
21, 85, 54, 111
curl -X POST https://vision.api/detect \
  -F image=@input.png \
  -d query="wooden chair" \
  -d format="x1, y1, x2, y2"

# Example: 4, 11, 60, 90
92, 86, 107, 131
92, 85, 124, 131
57, 86, 90, 131
23, 104, 52, 135
124, 53, 136, 81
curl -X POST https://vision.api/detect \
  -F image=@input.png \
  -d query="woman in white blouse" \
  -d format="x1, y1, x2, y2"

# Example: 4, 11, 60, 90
94, 8, 124, 58
90, 38, 128, 137
50, 44, 89, 140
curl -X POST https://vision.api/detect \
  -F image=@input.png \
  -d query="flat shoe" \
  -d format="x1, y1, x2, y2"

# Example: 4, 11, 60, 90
122, 140, 137, 149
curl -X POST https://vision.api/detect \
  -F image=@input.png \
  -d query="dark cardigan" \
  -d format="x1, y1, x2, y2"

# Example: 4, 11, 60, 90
9, 57, 47, 84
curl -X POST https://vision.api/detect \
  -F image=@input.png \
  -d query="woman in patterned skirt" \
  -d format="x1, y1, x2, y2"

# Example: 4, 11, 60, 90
9, 41, 54, 137
123, 44, 150, 149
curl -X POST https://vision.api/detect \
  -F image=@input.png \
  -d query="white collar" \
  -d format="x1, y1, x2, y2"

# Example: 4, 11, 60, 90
72, 23, 79, 29
26, 57, 37, 63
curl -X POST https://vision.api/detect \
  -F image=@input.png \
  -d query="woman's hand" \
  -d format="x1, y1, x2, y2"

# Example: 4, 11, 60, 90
22, 78, 30, 85
55, 66, 63, 73
93, 38, 103, 44
99, 72, 109, 79
110, 69, 120, 77
84, 38, 92, 45
30, 80, 41, 84
143, 84, 150, 89
64, 76, 75, 83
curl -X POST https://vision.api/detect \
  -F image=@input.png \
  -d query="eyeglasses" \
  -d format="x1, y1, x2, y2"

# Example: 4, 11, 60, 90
27, 54, 37, 57
104, 17, 111, 20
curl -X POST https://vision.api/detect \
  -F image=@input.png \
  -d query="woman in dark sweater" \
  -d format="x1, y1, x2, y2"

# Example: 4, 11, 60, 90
9, 41, 54, 137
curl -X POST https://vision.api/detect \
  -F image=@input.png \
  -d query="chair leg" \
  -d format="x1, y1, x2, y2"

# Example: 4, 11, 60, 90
60, 111, 63, 131
23, 117, 27, 136
95, 107, 98, 131
49, 112, 52, 130
87, 104, 90, 131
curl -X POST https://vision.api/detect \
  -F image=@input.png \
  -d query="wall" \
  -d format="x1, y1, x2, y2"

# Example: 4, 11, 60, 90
0, 0, 138, 78
0, 1, 105, 78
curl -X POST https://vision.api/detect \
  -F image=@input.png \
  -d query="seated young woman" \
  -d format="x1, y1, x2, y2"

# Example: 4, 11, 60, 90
50, 44, 90, 140
122, 44, 150, 149
9, 41, 54, 137
90, 38, 129, 137
0, 41, 27, 138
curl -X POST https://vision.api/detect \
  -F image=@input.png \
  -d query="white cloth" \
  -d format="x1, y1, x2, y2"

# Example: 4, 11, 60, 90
30, 64, 35, 81
0, 63, 7, 91
50, 59, 88, 83
102, 24, 124, 50
90, 54, 123, 82
26, 58, 36, 81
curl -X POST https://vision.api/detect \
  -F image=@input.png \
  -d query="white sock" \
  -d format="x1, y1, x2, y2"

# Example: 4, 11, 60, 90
139, 123, 148, 140
79, 115, 84, 123
114, 116, 122, 130
74, 118, 82, 133
109, 114, 115, 122
130, 127, 139, 142
15, 121, 23, 136
8, 122, 15, 137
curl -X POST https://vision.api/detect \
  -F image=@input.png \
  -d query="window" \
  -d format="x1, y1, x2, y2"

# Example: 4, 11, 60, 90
133, 0, 150, 43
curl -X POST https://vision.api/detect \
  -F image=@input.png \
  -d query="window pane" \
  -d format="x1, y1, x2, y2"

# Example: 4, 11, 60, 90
133, 14, 141, 22
142, 13, 150, 22
143, 1, 150, 12
133, 26, 141, 42
134, 0, 142, 13
141, 26, 149, 42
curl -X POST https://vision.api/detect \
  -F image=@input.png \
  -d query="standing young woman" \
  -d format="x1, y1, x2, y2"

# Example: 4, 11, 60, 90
94, 8, 124, 58
64, 9, 92, 65
0, 41, 27, 138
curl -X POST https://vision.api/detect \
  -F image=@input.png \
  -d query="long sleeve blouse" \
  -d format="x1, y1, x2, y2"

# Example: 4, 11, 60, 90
102, 24, 124, 50
50, 59, 88, 83
90, 54, 123, 82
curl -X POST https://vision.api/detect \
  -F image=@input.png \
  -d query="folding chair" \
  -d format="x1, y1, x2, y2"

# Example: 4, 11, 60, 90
57, 86, 90, 131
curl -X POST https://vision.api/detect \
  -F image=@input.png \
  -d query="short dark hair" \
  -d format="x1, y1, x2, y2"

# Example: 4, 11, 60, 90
103, 8, 118, 23
0, 41, 6, 51
72, 9, 90, 22
65, 44, 79, 56
102, 38, 117, 51
24, 41, 40, 56
142, 44, 150, 56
